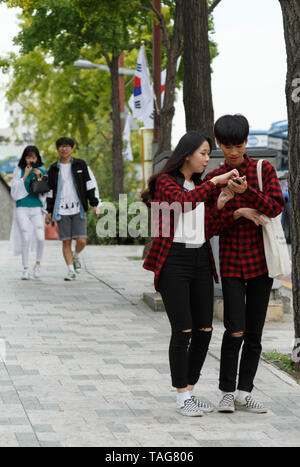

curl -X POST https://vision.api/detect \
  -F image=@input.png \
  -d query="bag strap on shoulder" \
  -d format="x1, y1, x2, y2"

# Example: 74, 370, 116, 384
256, 159, 264, 192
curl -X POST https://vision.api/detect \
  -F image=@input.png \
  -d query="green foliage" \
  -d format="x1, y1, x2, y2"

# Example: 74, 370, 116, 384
86, 200, 147, 246
263, 350, 295, 372
0, 0, 220, 198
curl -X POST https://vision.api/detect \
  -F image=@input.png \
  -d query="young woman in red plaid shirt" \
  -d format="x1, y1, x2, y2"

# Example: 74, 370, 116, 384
142, 131, 241, 417
204, 114, 285, 414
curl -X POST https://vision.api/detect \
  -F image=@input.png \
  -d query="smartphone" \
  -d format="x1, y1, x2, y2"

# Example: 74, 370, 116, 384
232, 178, 241, 185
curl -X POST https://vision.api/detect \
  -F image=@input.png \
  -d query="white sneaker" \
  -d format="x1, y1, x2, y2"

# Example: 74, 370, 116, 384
22, 269, 30, 280
64, 271, 77, 281
190, 395, 214, 413
176, 398, 204, 417
235, 394, 268, 413
73, 256, 81, 273
33, 265, 41, 280
217, 393, 235, 413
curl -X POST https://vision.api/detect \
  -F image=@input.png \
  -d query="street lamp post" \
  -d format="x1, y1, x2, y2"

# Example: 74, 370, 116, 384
74, 59, 135, 76
74, 58, 135, 138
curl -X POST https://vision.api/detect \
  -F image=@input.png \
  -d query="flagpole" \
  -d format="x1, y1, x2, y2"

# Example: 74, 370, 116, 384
152, 0, 162, 157
118, 52, 125, 132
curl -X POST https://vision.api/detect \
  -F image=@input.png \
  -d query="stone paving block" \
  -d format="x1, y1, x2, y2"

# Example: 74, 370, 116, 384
154, 416, 179, 425
33, 425, 55, 433
169, 432, 197, 442
102, 374, 121, 381
197, 440, 224, 447
23, 370, 40, 376
40, 441, 62, 447
6, 365, 24, 376
15, 432, 40, 447
0, 243, 299, 448
130, 390, 154, 398
9, 418, 30, 426
0, 391, 20, 404
220, 440, 262, 447
0, 381, 13, 387
15, 385, 34, 392
96, 409, 133, 418
78, 385, 98, 392
21, 397, 43, 410
0, 419, 10, 425
105, 423, 130, 433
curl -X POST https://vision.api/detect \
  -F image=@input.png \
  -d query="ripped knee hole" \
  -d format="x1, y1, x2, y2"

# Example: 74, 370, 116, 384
232, 331, 244, 338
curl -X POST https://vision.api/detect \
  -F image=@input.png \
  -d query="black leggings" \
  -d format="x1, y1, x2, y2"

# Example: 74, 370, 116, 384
158, 242, 214, 388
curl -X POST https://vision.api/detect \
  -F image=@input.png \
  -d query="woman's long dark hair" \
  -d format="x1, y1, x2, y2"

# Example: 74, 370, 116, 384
141, 131, 212, 207
18, 145, 43, 169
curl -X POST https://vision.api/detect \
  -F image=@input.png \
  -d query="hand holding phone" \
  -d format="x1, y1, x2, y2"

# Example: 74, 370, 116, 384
228, 176, 247, 194
232, 178, 241, 185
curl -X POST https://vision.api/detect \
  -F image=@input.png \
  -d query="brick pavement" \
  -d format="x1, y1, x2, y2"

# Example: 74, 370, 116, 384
0, 241, 299, 447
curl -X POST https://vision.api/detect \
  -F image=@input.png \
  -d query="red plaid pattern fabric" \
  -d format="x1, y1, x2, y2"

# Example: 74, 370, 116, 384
204, 154, 285, 279
143, 174, 229, 291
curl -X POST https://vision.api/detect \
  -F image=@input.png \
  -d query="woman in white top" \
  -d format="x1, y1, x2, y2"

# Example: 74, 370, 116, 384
141, 132, 241, 417
10, 146, 46, 280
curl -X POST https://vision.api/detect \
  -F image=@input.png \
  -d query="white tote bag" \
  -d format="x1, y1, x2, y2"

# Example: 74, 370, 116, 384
256, 159, 291, 279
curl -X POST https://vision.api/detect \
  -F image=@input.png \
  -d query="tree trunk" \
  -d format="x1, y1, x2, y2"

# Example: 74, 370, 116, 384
157, 0, 184, 154
110, 55, 124, 200
183, 0, 215, 146
279, 0, 300, 370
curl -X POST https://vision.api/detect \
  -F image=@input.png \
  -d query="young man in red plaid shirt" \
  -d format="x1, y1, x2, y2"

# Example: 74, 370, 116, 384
204, 114, 284, 414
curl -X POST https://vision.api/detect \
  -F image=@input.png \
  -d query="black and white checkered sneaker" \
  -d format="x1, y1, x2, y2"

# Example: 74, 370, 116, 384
176, 398, 204, 417
235, 395, 268, 413
190, 395, 214, 413
217, 393, 235, 413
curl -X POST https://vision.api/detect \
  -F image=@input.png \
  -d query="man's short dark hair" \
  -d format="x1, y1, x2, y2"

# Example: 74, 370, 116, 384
214, 114, 249, 145
56, 137, 75, 149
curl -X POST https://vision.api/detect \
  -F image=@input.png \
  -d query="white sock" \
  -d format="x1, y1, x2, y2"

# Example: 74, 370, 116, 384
222, 391, 236, 398
176, 391, 191, 407
236, 390, 250, 402
68, 265, 75, 273
73, 251, 79, 259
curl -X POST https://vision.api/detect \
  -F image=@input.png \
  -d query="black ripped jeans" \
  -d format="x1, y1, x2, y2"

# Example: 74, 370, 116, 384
158, 242, 214, 389
219, 274, 273, 393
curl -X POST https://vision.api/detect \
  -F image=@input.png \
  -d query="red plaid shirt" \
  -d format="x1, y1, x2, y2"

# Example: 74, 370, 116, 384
204, 154, 284, 279
143, 174, 230, 291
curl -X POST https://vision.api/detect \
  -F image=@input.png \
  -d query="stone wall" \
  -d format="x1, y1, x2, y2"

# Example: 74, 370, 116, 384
0, 176, 13, 240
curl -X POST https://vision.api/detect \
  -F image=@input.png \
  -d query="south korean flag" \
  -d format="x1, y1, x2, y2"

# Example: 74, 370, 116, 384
129, 44, 154, 129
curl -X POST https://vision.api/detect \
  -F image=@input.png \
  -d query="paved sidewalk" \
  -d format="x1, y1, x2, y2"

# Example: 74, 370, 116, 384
0, 241, 299, 447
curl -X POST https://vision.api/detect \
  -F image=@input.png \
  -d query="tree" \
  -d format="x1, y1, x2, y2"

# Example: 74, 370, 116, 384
138, 1, 184, 155
279, 0, 300, 371
143, 0, 219, 154
3, 0, 220, 195
183, 0, 220, 145
2, 0, 147, 199
1, 48, 146, 200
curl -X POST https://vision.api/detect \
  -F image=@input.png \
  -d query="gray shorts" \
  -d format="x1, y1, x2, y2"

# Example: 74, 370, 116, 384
57, 214, 87, 241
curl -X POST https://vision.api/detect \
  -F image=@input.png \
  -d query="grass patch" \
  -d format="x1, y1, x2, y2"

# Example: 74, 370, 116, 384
263, 350, 300, 384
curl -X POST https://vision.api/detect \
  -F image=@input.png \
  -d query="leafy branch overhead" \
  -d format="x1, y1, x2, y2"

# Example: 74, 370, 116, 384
0, 0, 221, 197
